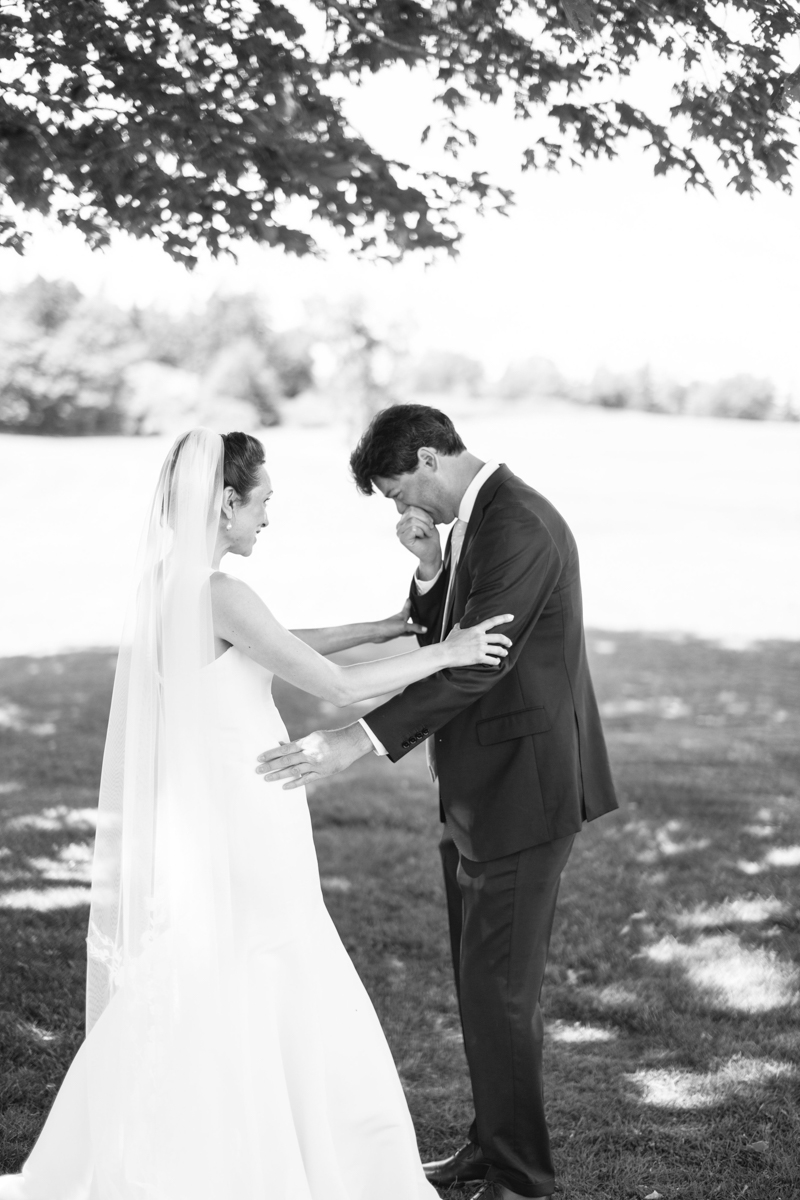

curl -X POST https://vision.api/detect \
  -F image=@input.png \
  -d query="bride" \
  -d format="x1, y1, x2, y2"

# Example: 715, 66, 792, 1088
0, 428, 512, 1200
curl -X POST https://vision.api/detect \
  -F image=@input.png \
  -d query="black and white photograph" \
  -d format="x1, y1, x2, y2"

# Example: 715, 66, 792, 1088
0, 2, 799, 1198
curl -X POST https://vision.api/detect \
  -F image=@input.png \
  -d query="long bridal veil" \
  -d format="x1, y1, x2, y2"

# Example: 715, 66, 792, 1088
87, 426, 223, 1030
82, 428, 253, 1195
87, 427, 221, 1028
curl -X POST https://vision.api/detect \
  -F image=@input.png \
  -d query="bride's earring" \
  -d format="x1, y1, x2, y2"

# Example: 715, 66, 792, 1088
226, 521, 232, 530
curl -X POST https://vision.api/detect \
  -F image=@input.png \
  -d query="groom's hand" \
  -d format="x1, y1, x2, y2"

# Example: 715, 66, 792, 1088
396, 505, 442, 580
255, 722, 373, 790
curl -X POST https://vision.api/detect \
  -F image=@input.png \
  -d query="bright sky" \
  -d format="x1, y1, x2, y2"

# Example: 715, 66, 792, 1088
1, 36, 798, 392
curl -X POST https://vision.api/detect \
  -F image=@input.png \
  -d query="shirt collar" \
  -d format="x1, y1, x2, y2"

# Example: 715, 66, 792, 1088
457, 460, 500, 524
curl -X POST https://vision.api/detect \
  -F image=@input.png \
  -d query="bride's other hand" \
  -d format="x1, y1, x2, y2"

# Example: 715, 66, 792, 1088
445, 615, 514, 667
372, 599, 427, 643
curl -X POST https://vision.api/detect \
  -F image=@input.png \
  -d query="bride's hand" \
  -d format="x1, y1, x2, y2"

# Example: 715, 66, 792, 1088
372, 599, 428, 643
444, 615, 514, 667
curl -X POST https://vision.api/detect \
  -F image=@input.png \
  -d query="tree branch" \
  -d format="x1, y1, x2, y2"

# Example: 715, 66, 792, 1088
321, 0, 429, 60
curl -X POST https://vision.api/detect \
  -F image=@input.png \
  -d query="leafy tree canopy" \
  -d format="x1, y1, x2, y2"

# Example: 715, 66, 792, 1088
1, 0, 798, 263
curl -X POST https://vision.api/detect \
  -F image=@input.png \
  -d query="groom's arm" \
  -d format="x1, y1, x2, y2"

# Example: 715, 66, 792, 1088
363, 502, 561, 761
408, 568, 447, 646
255, 502, 558, 787
356, 566, 447, 756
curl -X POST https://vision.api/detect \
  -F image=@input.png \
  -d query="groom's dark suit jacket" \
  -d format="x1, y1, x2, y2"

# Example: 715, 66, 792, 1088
364, 465, 618, 861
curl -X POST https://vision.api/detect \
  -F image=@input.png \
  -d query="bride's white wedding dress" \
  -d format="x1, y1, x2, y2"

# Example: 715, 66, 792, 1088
0, 646, 438, 1200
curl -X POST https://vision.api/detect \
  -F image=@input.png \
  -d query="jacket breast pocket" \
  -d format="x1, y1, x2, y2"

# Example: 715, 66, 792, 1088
476, 706, 551, 746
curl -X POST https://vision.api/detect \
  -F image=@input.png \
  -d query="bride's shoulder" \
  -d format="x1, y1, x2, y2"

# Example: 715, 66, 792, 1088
209, 572, 263, 612
210, 570, 250, 595
210, 573, 276, 642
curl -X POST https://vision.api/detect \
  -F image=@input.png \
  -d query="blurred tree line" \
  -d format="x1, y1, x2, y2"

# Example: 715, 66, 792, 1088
403, 354, 797, 422
573, 364, 797, 422
0, 278, 313, 434
0, 278, 794, 435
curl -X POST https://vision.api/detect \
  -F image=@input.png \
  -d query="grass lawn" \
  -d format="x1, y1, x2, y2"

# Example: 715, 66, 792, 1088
1, 634, 799, 1199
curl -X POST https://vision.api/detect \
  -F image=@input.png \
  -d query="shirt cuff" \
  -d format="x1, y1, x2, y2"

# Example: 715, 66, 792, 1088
358, 717, 388, 756
414, 565, 444, 596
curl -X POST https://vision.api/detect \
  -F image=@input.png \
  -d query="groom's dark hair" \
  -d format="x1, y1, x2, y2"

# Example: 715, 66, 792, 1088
350, 404, 466, 495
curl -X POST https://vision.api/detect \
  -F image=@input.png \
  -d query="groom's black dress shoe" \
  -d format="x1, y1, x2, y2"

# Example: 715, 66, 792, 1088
423, 1141, 490, 1187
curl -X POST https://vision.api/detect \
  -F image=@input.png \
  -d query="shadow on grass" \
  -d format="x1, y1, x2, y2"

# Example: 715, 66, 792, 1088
1, 634, 799, 1199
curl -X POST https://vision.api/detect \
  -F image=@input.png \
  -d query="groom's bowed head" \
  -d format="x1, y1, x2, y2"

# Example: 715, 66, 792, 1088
349, 404, 484, 573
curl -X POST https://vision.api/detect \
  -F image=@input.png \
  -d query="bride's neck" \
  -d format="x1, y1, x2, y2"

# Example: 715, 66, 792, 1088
212, 538, 227, 569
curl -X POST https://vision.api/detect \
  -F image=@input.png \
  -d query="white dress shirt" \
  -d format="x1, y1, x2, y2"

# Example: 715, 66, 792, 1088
413, 460, 499, 596
360, 461, 500, 756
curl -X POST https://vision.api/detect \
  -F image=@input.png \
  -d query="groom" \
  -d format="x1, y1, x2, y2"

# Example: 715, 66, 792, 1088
257, 404, 618, 1199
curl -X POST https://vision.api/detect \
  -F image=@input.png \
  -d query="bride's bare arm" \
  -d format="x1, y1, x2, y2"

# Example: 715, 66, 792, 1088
211, 574, 511, 706
290, 601, 426, 655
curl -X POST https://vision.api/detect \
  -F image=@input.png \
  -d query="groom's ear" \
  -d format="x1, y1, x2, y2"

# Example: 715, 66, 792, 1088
417, 447, 438, 472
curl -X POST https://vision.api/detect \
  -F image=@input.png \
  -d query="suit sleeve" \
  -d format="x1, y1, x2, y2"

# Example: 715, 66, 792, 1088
363, 503, 562, 761
408, 568, 447, 647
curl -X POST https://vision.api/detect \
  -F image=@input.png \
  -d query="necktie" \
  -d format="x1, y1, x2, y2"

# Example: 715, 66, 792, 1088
440, 518, 468, 637
427, 518, 468, 782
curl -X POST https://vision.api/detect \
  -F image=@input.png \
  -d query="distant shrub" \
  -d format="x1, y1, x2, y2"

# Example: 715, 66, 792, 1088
0, 287, 143, 434
0, 281, 316, 434
586, 367, 687, 414
269, 329, 314, 399
9, 277, 82, 333
0, 343, 132, 435
203, 337, 281, 426
497, 357, 564, 400
407, 349, 485, 396
579, 366, 790, 422
683, 375, 778, 420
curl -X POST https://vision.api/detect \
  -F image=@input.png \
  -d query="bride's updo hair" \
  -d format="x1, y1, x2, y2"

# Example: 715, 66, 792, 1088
222, 432, 266, 501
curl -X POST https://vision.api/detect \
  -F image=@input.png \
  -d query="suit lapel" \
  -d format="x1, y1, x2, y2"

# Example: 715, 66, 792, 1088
459, 464, 511, 561
441, 464, 511, 635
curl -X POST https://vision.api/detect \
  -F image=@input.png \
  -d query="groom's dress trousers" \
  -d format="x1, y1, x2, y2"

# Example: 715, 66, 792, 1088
364, 464, 618, 1198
